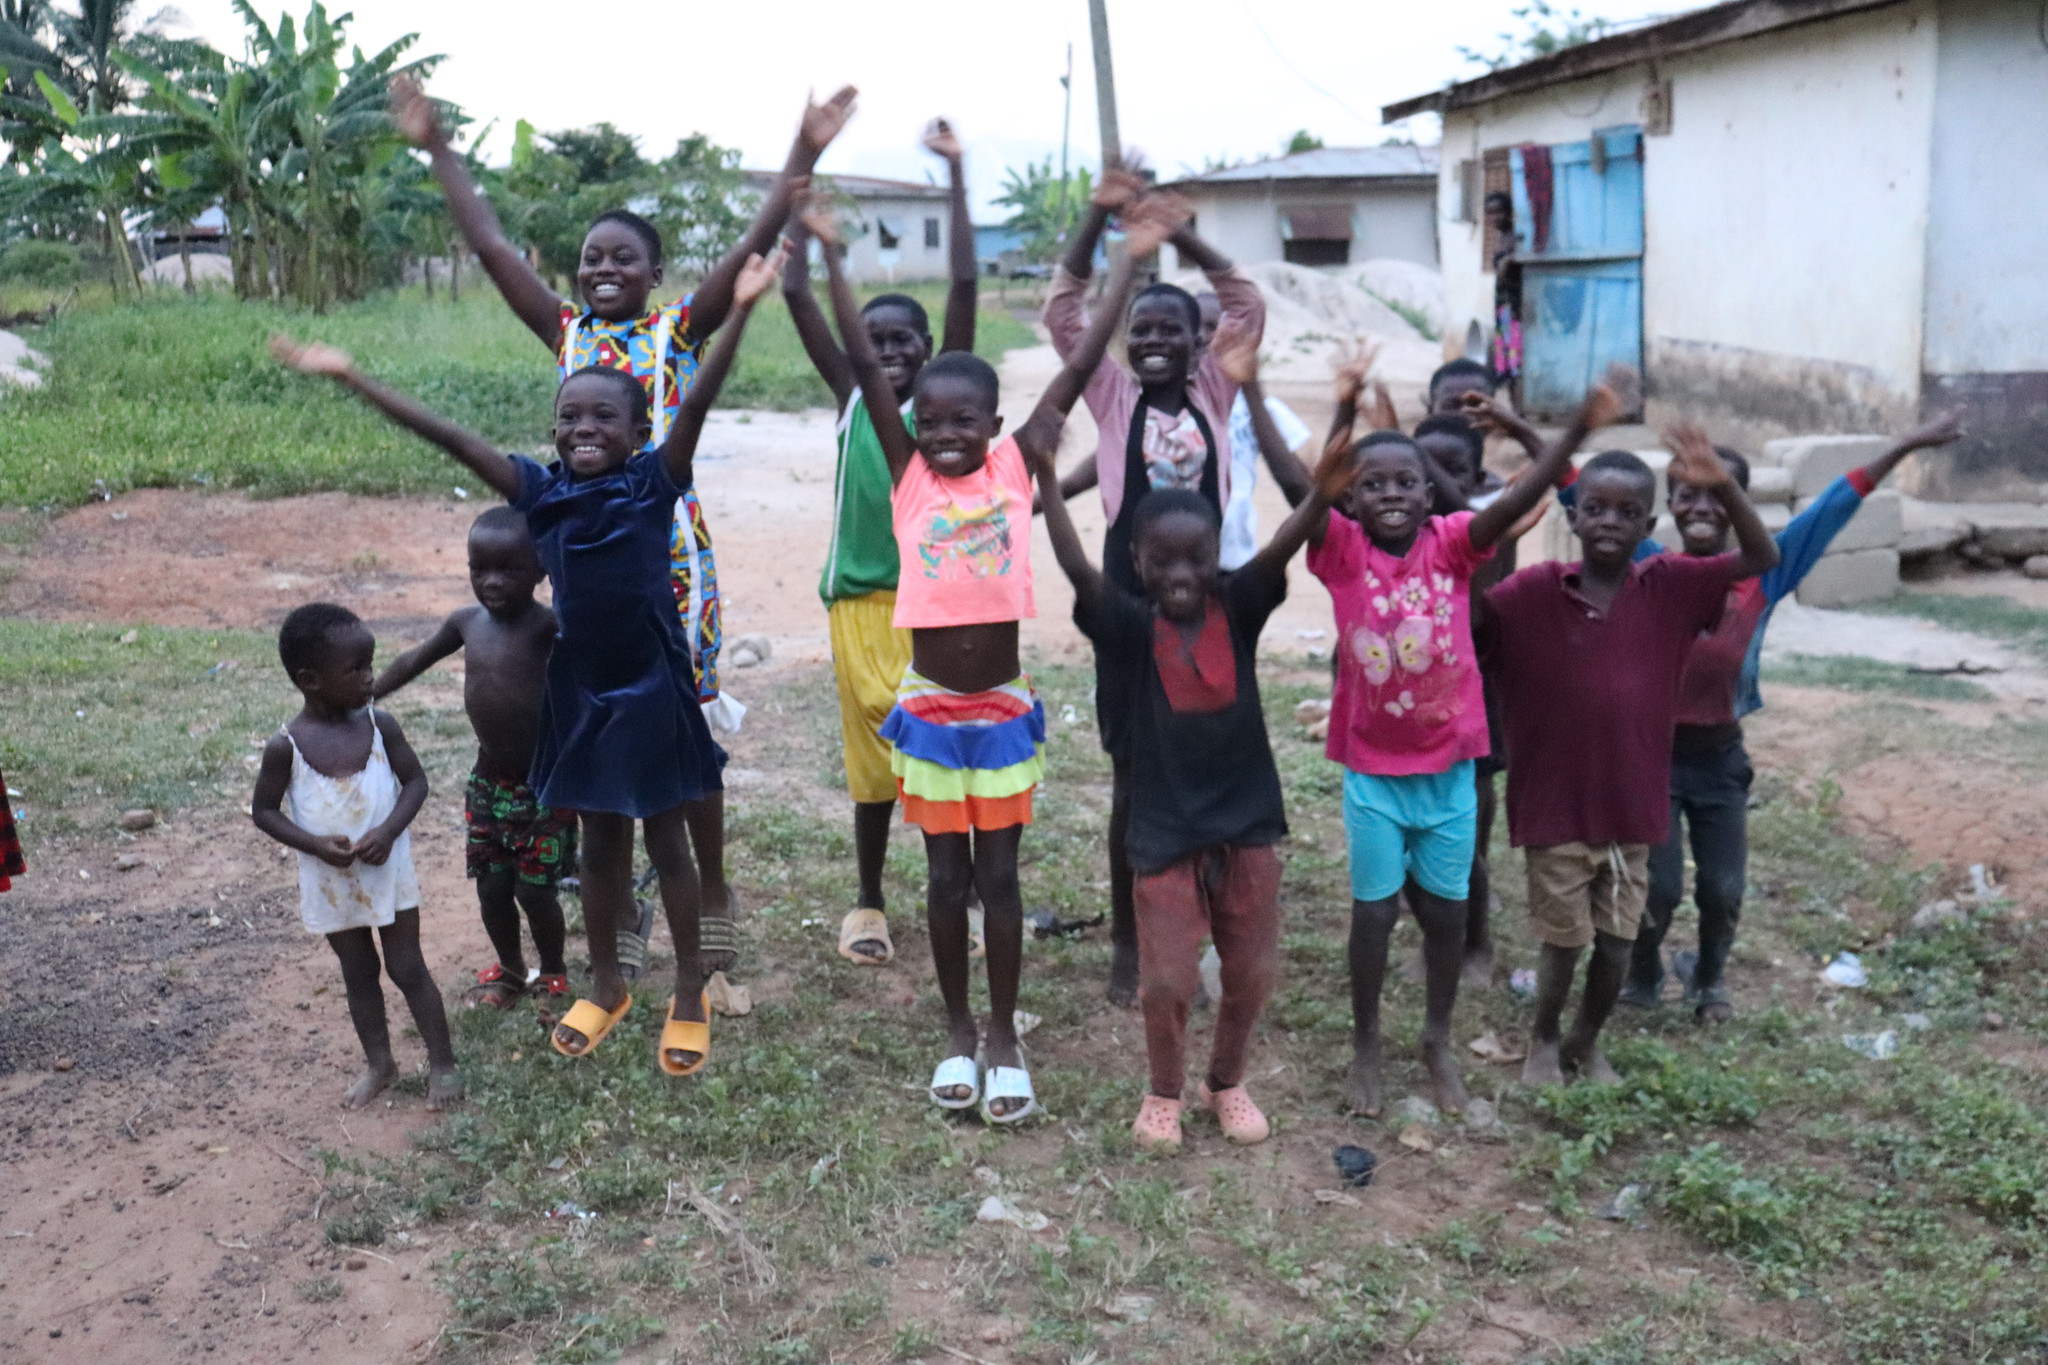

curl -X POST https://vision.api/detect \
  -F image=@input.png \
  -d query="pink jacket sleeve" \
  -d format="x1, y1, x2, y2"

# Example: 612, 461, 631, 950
1044, 266, 1089, 362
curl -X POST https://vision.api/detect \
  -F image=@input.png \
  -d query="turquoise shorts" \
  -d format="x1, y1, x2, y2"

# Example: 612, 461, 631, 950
1341, 761, 1479, 903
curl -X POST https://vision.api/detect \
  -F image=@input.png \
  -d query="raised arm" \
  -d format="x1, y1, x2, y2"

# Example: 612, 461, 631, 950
1304, 355, 1369, 549
1458, 391, 1546, 461
270, 336, 523, 501
691, 87, 853, 340
660, 247, 785, 490
372, 614, 466, 700
925, 119, 977, 354
1244, 416, 1361, 586
805, 201, 916, 483
1667, 422, 1780, 578
1014, 200, 1179, 465
1865, 410, 1963, 486
780, 219, 854, 407
1057, 157, 1144, 281
1469, 378, 1622, 551
1030, 428, 1102, 614
391, 75, 564, 347
1212, 318, 1310, 507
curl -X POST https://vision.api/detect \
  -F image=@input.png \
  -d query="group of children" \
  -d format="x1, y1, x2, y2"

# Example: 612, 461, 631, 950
249, 83, 1964, 1143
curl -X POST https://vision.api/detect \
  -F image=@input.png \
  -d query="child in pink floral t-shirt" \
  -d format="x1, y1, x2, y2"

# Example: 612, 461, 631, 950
1305, 364, 1612, 1119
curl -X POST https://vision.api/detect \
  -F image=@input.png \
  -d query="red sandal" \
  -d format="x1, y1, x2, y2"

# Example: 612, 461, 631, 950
463, 964, 525, 1010
531, 973, 570, 999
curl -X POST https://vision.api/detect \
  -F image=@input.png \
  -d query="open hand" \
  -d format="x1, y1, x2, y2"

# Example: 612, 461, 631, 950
1901, 410, 1964, 451
269, 334, 353, 378
1311, 424, 1360, 504
922, 117, 962, 161
795, 191, 842, 249
1093, 153, 1149, 214
1332, 337, 1381, 406
1579, 381, 1625, 432
1122, 191, 1192, 257
1364, 381, 1399, 432
313, 834, 355, 868
1593, 362, 1639, 423
388, 75, 442, 149
1663, 420, 1730, 489
734, 245, 786, 307
800, 86, 859, 156
1209, 316, 1260, 386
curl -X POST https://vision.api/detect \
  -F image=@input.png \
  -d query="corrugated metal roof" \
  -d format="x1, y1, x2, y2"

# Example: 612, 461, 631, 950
1164, 145, 1438, 188
740, 169, 949, 199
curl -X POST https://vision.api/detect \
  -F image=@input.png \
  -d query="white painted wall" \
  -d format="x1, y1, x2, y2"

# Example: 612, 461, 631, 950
1923, 0, 2048, 375
1168, 186, 1438, 271
840, 194, 952, 284
1435, 1, 1939, 400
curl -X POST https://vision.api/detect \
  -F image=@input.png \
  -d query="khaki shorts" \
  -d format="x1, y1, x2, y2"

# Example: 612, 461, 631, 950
829, 591, 913, 805
1525, 842, 1650, 948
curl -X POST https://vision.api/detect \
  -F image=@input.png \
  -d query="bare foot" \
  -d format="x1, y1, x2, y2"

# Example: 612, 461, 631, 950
1108, 940, 1139, 1009
426, 1069, 465, 1110
982, 1029, 1029, 1118
553, 982, 628, 1055
1422, 1038, 1469, 1115
1562, 1038, 1620, 1084
699, 879, 738, 976
1521, 1039, 1566, 1087
342, 1059, 397, 1109
663, 991, 708, 1071
1345, 1035, 1385, 1116
1461, 944, 1496, 989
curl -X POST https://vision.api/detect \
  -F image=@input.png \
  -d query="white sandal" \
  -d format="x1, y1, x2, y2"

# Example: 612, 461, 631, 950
980, 1065, 1038, 1125
929, 1055, 981, 1110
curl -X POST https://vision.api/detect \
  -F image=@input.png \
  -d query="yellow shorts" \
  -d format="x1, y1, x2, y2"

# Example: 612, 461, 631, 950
1525, 842, 1650, 948
829, 591, 913, 804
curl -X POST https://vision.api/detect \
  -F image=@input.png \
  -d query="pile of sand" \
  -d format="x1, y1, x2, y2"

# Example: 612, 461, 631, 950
1168, 258, 1447, 389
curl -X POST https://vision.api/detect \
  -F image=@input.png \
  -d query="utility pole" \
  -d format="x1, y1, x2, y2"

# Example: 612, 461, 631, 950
1055, 42, 1073, 233
1088, 0, 1121, 165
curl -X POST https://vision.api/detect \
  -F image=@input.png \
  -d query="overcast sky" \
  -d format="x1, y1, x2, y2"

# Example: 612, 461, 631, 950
165, 0, 1677, 217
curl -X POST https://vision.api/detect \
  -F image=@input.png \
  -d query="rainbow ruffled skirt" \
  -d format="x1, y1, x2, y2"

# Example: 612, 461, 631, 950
881, 669, 1046, 834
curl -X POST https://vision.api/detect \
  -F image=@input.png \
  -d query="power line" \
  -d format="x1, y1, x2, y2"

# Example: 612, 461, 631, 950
1235, 3, 1379, 131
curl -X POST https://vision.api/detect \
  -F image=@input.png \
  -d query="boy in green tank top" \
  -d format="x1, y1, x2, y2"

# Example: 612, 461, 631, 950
785, 117, 978, 966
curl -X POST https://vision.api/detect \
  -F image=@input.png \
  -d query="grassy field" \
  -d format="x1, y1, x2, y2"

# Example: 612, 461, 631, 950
10, 616, 2048, 1363
0, 283, 1037, 509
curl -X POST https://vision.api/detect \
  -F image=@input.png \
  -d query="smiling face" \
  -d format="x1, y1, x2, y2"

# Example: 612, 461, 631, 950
1569, 468, 1657, 569
1416, 430, 1482, 496
1134, 508, 1219, 623
553, 371, 649, 478
1668, 463, 1743, 555
911, 371, 1002, 478
296, 625, 376, 712
864, 302, 932, 400
468, 526, 544, 616
1126, 294, 1195, 390
1348, 442, 1433, 552
576, 219, 660, 320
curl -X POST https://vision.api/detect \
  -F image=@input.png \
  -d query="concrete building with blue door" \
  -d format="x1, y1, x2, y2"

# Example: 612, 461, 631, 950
1385, 0, 2048, 499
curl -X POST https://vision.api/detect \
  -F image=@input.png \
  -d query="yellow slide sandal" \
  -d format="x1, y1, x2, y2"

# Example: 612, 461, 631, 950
551, 994, 632, 1059
658, 993, 710, 1077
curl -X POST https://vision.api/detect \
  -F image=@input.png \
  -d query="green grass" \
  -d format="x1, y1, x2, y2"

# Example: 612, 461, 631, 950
0, 284, 1036, 509
1866, 592, 2048, 662
1760, 653, 1990, 701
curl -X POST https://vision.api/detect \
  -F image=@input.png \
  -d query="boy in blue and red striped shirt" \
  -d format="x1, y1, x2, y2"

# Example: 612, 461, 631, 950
1622, 412, 1963, 1020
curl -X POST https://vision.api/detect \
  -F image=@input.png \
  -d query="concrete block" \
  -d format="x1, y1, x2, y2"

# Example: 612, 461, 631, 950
1968, 504, 2048, 560
1794, 548, 1899, 608
1896, 496, 1971, 558
1760, 434, 1890, 498
1788, 489, 1901, 554
1746, 466, 1794, 505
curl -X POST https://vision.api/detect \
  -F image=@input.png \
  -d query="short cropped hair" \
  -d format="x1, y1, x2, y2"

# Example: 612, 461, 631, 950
1133, 487, 1221, 545
278, 602, 364, 678
469, 506, 533, 541
915, 350, 999, 413
559, 365, 650, 428
861, 292, 930, 335
1356, 429, 1426, 462
1581, 449, 1658, 501
1130, 281, 1201, 333
587, 208, 663, 268
1413, 413, 1484, 467
1427, 357, 1495, 400
1713, 445, 1751, 490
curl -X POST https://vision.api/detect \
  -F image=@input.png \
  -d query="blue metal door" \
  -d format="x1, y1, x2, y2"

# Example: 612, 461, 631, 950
1511, 126, 1644, 418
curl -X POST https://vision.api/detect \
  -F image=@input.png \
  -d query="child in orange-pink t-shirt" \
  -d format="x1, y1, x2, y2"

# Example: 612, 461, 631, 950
804, 190, 1174, 1125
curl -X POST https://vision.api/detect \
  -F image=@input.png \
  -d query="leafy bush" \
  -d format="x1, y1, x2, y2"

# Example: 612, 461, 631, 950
0, 239, 81, 286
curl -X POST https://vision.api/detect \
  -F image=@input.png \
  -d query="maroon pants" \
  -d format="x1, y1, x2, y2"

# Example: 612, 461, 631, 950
1133, 843, 1282, 1099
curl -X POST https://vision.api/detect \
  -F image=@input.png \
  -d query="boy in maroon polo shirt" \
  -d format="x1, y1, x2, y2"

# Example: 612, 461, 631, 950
1480, 427, 1779, 1086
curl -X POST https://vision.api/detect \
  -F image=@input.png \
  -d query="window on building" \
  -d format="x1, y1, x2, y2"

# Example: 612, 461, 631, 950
876, 218, 901, 250
924, 217, 941, 249
1278, 204, 1353, 267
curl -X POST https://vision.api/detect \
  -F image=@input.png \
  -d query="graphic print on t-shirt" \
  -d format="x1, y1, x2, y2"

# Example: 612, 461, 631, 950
1348, 567, 1463, 725
919, 495, 1015, 581
1143, 407, 1208, 491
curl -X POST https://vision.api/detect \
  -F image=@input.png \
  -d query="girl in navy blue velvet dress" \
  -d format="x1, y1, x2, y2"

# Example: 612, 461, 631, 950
272, 247, 787, 1079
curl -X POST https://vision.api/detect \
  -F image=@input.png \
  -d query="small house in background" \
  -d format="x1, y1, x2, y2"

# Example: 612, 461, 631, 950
1385, 0, 2048, 498
1156, 146, 1439, 275
747, 170, 952, 285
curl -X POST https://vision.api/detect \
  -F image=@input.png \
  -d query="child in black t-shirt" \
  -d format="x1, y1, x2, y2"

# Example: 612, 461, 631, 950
1034, 428, 1355, 1152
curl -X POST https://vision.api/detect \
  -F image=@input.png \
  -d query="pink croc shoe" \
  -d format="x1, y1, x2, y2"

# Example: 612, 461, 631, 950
1198, 1082, 1270, 1144
1131, 1094, 1184, 1151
